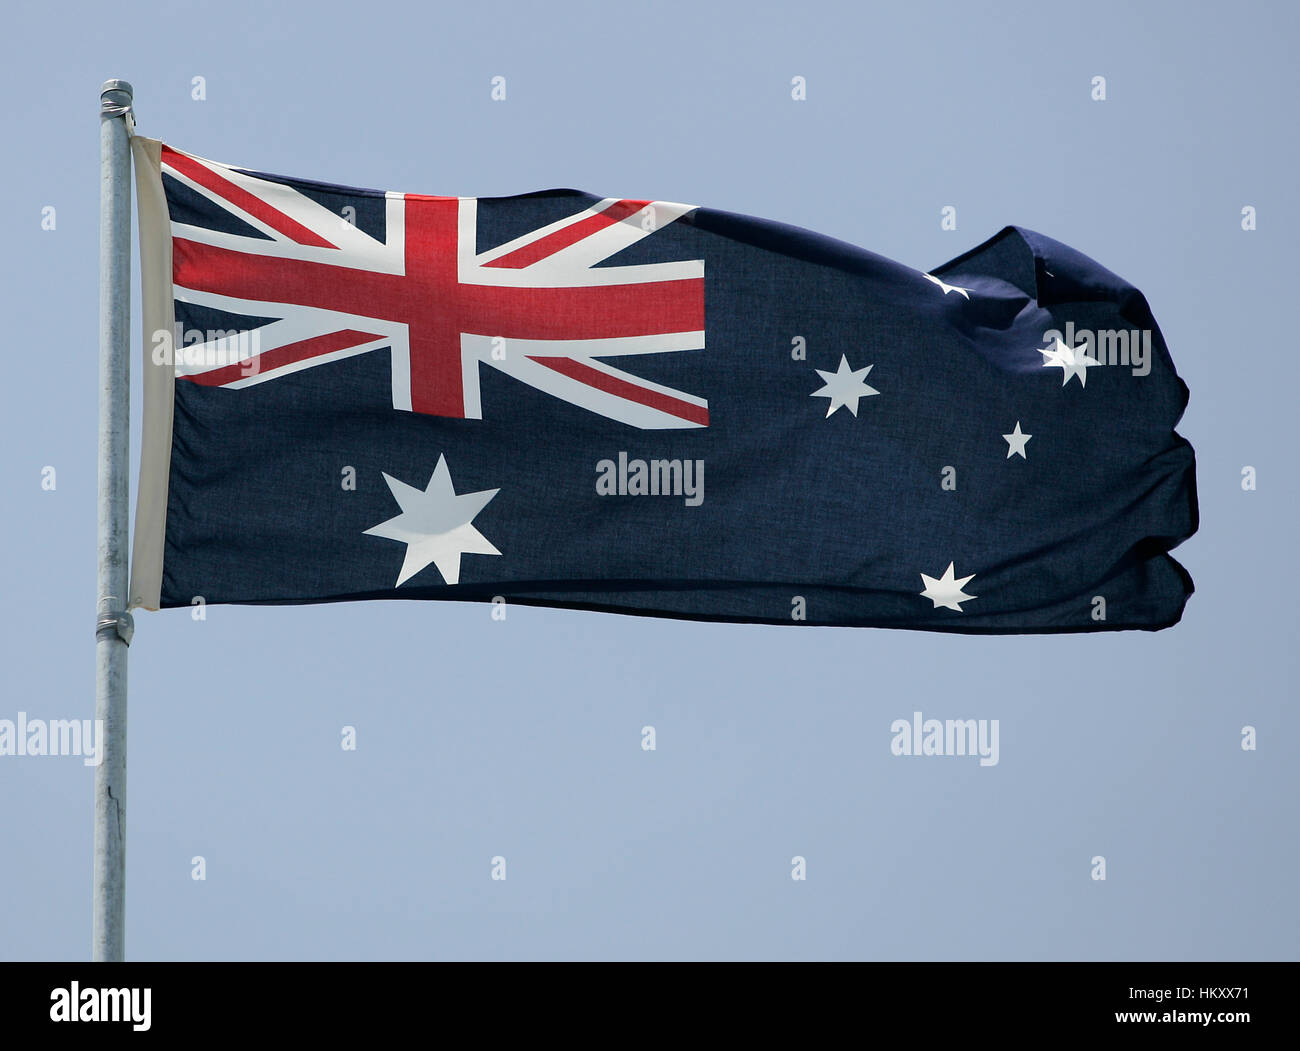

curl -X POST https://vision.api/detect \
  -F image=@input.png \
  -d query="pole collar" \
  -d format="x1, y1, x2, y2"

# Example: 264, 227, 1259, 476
96, 610, 135, 646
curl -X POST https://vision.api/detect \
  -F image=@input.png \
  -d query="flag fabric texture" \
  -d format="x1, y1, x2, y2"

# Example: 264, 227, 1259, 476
128, 138, 1197, 632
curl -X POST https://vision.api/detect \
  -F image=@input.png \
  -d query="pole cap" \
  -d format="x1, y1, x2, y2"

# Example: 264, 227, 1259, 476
100, 79, 134, 120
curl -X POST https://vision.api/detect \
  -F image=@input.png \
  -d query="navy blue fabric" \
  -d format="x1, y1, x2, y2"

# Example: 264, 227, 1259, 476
157, 170, 1197, 632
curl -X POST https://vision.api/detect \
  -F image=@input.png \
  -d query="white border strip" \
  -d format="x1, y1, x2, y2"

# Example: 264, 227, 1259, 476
128, 137, 175, 611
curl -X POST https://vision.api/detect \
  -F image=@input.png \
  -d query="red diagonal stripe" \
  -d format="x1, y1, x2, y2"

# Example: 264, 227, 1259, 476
162, 145, 338, 250
180, 329, 384, 387
483, 199, 649, 269
527, 356, 709, 426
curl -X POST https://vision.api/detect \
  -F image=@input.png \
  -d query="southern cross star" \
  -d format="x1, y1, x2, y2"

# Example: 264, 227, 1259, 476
1003, 421, 1032, 459
1039, 337, 1100, 387
811, 354, 880, 417
922, 273, 972, 299
919, 562, 978, 612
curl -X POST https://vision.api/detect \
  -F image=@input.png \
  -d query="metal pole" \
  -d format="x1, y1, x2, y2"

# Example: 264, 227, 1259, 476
94, 78, 134, 963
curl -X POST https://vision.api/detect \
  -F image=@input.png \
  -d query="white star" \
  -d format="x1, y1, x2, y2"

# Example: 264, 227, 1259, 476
919, 562, 978, 612
1002, 421, 1032, 459
922, 273, 971, 299
811, 354, 879, 417
364, 455, 501, 586
1039, 337, 1100, 387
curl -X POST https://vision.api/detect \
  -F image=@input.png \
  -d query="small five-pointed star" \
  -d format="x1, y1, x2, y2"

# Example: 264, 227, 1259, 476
811, 354, 879, 417
919, 562, 977, 612
922, 272, 972, 299
364, 454, 500, 586
1039, 337, 1100, 387
1003, 421, 1032, 459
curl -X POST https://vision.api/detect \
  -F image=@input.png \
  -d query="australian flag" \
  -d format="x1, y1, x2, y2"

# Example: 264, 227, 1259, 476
127, 138, 1197, 632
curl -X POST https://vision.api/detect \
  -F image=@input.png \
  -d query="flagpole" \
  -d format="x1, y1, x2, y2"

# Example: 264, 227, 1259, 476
94, 77, 135, 963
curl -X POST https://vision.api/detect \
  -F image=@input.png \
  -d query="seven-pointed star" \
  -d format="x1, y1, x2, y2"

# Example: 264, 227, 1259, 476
922, 272, 972, 299
811, 354, 880, 417
1039, 337, 1100, 387
1003, 421, 1032, 459
364, 455, 501, 586
919, 562, 978, 612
